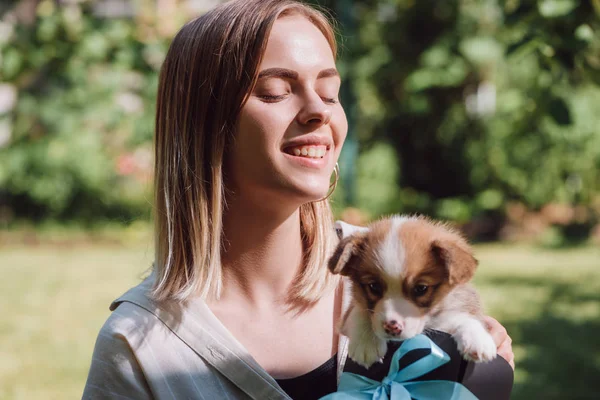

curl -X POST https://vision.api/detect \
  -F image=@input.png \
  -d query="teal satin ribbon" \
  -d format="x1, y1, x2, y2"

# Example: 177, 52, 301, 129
321, 334, 478, 400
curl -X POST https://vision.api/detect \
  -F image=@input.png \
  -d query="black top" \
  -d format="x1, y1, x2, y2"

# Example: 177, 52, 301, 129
275, 330, 513, 400
343, 330, 514, 400
276, 354, 338, 400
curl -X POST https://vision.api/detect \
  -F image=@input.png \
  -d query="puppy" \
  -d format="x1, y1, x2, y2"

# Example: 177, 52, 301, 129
330, 215, 497, 368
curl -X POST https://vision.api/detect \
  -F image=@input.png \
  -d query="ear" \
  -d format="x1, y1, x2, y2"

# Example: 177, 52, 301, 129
328, 234, 364, 276
431, 237, 478, 285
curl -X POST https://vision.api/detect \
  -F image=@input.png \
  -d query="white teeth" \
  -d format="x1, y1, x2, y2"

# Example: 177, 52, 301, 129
288, 145, 328, 158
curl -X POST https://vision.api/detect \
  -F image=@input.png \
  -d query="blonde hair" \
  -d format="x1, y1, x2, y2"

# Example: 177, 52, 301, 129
152, 0, 341, 303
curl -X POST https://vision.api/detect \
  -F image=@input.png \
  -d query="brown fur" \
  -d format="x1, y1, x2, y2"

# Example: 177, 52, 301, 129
329, 215, 494, 366
329, 215, 482, 318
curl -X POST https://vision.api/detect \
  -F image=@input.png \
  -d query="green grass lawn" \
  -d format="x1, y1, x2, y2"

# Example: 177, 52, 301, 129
0, 242, 598, 399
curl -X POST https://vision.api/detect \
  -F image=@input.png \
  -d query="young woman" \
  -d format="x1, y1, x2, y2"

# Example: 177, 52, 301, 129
83, 1, 514, 399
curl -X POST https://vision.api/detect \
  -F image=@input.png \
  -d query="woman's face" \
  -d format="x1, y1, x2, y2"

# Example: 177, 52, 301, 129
231, 14, 347, 205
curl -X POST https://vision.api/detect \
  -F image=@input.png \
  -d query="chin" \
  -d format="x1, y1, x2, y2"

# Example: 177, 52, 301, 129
328, 214, 498, 369
285, 178, 331, 203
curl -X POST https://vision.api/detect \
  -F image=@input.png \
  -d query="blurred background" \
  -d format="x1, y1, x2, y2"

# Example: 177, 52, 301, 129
0, 0, 598, 398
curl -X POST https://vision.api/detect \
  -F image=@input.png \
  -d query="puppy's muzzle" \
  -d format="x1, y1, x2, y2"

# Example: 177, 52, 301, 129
383, 320, 403, 337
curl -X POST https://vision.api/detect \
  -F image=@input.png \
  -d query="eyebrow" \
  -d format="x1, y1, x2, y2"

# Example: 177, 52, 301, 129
317, 68, 340, 79
257, 67, 339, 80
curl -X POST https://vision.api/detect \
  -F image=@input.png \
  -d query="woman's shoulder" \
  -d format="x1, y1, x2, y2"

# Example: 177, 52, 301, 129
87, 278, 189, 383
84, 277, 211, 399
98, 275, 231, 351
83, 279, 160, 399
100, 299, 159, 342
94, 277, 165, 348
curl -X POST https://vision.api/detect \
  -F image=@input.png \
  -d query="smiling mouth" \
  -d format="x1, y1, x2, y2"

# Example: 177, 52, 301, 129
283, 145, 329, 159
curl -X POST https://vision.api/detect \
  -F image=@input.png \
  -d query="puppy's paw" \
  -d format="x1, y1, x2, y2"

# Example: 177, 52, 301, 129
455, 329, 497, 363
348, 337, 388, 368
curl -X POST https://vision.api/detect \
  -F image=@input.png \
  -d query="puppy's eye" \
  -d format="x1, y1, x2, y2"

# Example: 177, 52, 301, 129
366, 282, 383, 296
413, 285, 429, 297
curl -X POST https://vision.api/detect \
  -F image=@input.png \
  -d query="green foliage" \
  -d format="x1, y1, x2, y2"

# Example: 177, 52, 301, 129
326, 0, 600, 224
0, 0, 169, 222
1, 0, 599, 230
355, 141, 400, 216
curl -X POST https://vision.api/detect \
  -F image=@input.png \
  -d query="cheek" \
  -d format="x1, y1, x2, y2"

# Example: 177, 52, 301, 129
353, 287, 376, 313
236, 106, 271, 151
331, 106, 348, 151
232, 103, 287, 171
239, 98, 296, 136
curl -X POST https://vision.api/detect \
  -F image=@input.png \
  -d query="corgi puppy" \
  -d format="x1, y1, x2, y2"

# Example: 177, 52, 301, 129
330, 215, 497, 368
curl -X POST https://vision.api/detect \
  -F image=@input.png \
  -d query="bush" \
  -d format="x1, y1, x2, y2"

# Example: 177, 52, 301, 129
2, 0, 600, 239
325, 0, 600, 233
0, 0, 178, 223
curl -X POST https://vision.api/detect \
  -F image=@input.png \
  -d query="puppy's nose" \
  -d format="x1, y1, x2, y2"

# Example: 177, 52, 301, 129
383, 320, 403, 336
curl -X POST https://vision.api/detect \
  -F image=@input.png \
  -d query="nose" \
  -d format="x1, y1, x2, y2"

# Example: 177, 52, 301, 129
383, 320, 403, 337
297, 98, 332, 127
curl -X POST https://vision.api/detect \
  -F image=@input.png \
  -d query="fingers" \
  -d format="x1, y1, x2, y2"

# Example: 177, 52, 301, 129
483, 315, 515, 370
498, 336, 515, 370
483, 316, 507, 346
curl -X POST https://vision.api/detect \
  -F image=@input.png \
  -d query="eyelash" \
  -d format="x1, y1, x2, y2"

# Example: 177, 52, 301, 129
259, 94, 338, 104
259, 95, 287, 102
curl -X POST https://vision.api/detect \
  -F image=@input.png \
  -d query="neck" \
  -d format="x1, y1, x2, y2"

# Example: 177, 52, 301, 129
220, 193, 305, 309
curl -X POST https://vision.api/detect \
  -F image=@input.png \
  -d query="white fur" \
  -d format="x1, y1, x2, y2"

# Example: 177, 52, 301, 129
373, 296, 424, 340
375, 216, 409, 278
342, 215, 497, 367
430, 312, 497, 362
343, 306, 388, 368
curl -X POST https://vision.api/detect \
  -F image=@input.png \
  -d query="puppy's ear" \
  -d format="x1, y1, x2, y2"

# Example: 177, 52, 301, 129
328, 235, 364, 276
431, 236, 478, 285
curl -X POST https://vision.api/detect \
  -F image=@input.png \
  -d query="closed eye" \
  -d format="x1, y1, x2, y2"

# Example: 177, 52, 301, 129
258, 94, 288, 102
259, 94, 338, 104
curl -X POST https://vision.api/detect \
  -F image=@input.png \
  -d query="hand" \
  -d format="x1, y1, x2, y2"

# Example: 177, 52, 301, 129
483, 316, 515, 370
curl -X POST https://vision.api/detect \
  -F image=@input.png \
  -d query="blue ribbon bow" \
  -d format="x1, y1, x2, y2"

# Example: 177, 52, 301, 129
321, 334, 478, 400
